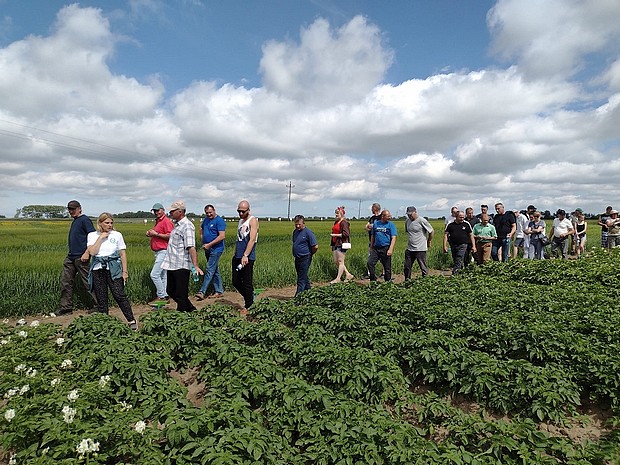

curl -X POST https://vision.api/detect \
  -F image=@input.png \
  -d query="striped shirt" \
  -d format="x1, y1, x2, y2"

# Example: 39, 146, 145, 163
162, 216, 196, 271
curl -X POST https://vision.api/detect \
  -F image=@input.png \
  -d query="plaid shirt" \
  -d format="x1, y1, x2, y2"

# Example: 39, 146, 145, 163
162, 216, 196, 271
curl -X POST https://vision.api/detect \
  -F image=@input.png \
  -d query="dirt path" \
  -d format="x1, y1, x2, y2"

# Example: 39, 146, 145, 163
11, 272, 447, 328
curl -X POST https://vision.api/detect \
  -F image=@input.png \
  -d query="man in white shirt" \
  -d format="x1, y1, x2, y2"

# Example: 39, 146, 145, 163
549, 209, 574, 259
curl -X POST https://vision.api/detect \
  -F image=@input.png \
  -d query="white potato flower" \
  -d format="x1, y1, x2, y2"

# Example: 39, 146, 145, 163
30, 320, 40, 327
14, 364, 26, 373
51, 378, 61, 387
62, 405, 76, 424
60, 359, 72, 369
56, 337, 65, 346
76, 438, 100, 457
99, 375, 111, 388
16, 318, 26, 326
26, 367, 37, 378
4, 409, 15, 422
17, 330, 27, 338
4, 388, 18, 399
134, 420, 147, 434
67, 389, 79, 402
19, 384, 29, 395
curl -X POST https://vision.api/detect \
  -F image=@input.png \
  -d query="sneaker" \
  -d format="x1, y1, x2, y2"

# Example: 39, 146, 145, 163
56, 308, 73, 316
239, 308, 248, 318
208, 293, 224, 299
128, 321, 138, 331
195, 292, 205, 301
148, 297, 169, 306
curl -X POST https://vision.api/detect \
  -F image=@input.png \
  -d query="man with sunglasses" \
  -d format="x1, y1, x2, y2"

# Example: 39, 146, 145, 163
58, 200, 98, 315
232, 200, 259, 316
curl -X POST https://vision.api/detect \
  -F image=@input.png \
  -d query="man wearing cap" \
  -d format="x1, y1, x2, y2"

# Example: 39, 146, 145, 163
58, 200, 97, 315
161, 201, 203, 312
549, 209, 574, 259
403, 206, 434, 278
146, 203, 174, 304
606, 210, 620, 249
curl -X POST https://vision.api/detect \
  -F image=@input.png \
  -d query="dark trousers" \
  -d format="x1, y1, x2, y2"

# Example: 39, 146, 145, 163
59, 256, 97, 311
450, 244, 468, 274
232, 257, 255, 309
91, 269, 134, 322
166, 269, 196, 312
404, 250, 429, 278
294, 254, 312, 295
367, 247, 392, 281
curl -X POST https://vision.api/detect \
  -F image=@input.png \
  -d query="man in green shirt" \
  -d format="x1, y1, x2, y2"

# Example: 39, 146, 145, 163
472, 214, 497, 265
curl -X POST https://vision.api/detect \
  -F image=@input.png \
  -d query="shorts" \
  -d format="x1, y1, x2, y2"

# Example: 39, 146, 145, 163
514, 237, 525, 247
332, 246, 348, 253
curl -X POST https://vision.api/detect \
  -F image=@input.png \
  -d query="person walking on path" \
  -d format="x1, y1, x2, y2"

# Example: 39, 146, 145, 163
162, 200, 203, 312
549, 209, 575, 259
292, 215, 318, 295
87, 213, 137, 330
403, 206, 433, 278
472, 214, 496, 264
367, 210, 397, 282
232, 200, 259, 314
444, 211, 476, 275
146, 203, 173, 305
58, 200, 97, 315
329, 206, 354, 284
196, 204, 226, 300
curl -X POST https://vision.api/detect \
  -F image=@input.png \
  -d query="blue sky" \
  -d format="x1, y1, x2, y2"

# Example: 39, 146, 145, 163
1, 0, 619, 219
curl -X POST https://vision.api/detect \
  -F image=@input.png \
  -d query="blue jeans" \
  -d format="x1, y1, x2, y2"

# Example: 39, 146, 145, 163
150, 250, 168, 298
491, 238, 511, 262
199, 249, 224, 295
294, 254, 312, 295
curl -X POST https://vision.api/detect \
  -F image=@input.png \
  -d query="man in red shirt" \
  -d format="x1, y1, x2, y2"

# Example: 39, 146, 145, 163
146, 203, 174, 304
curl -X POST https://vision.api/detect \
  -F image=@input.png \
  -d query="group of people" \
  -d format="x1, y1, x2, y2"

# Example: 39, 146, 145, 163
58, 199, 616, 323
58, 199, 260, 326
440, 203, 616, 275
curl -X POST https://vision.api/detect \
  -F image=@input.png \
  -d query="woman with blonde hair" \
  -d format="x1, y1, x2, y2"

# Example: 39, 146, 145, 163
330, 206, 354, 283
87, 213, 137, 330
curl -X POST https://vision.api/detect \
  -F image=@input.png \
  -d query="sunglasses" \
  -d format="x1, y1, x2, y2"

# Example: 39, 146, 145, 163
237, 209, 248, 214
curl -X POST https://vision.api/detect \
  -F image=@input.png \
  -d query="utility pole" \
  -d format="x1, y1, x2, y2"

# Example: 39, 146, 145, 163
358, 199, 362, 219
287, 181, 295, 220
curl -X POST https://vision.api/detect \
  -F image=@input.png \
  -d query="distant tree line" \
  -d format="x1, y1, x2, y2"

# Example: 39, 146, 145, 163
15, 205, 67, 219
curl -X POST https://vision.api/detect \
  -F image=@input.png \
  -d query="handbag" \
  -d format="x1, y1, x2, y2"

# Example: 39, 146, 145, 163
539, 235, 551, 246
341, 242, 351, 250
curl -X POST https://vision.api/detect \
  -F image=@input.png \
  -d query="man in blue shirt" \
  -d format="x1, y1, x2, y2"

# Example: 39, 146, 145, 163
58, 200, 98, 315
196, 204, 227, 300
292, 215, 319, 295
367, 210, 397, 282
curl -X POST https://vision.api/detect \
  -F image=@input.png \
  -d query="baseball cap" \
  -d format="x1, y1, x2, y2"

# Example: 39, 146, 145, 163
168, 200, 186, 211
151, 203, 164, 211
406, 206, 416, 213
67, 200, 81, 209
556, 209, 566, 216
574, 208, 583, 213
